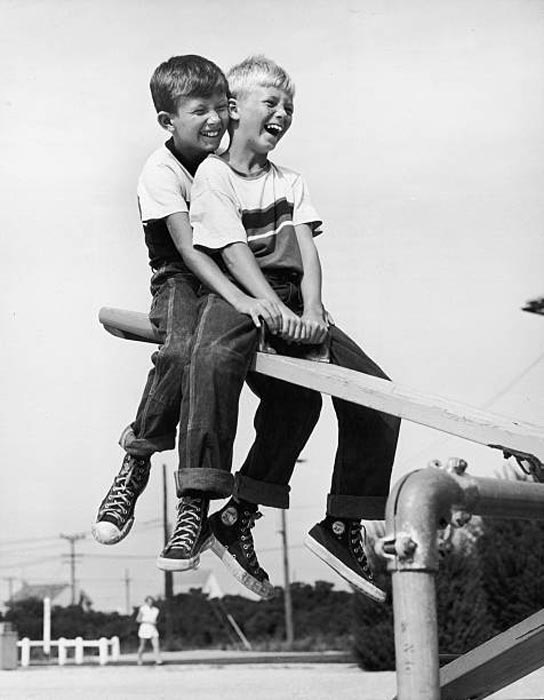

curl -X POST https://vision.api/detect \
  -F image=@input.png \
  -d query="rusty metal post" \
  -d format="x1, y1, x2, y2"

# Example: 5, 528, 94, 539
380, 468, 466, 700
379, 467, 544, 700
391, 571, 440, 700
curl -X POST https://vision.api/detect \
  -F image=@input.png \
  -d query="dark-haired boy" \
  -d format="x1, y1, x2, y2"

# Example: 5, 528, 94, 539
190, 56, 400, 603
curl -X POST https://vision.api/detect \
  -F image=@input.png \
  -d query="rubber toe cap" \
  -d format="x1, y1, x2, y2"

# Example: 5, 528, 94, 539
92, 521, 123, 545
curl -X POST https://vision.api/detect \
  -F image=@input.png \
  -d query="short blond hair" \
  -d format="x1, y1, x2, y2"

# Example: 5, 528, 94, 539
227, 55, 295, 100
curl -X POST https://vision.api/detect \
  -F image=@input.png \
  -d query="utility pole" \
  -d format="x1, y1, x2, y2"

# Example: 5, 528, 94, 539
278, 457, 306, 648
162, 464, 174, 601
60, 532, 86, 605
279, 509, 294, 648
124, 569, 131, 615
162, 464, 174, 647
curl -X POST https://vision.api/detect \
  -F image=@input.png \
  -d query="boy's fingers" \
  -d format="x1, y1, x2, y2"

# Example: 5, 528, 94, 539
260, 302, 281, 333
303, 320, 317, 343
315, 325, 328, 343
301, 320, 312, 342
280, 315, 296, 340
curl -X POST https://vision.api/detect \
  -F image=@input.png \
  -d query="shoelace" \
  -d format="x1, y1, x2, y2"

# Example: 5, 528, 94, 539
102, 462, 147, 522
239, 510, 263, 573
350, 522, 374, 579
168, 497, 204, 549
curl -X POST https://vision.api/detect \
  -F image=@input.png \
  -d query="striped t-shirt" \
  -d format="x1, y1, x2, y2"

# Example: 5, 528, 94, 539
190, 155, 322, 275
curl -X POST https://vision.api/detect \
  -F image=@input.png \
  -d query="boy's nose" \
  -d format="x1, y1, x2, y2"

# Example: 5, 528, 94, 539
207, 111, 222, 125
274, 107, 291, 123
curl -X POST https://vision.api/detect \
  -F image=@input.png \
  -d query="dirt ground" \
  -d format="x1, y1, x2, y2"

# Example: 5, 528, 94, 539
1, 660, 543, 700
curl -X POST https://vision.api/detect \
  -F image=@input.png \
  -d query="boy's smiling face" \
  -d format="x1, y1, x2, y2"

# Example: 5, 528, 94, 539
231, 85, 294, 154
160, 90, 229, 161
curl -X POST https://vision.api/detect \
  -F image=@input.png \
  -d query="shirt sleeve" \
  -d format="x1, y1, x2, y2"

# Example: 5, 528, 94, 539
137, 162, 190, 222
190, 164, 248, 250
291, 174, 323, 237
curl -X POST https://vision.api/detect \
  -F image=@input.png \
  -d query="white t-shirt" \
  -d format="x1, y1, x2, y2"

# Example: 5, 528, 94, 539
137, 143, 193, 222
137, 141, 194, 270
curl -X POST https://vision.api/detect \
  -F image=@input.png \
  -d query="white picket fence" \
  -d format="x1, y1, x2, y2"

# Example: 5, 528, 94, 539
18, 635, 120, 666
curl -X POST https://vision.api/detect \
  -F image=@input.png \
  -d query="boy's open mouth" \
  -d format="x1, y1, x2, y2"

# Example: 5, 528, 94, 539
201, 129, 221, 138
264, 123, 283, 137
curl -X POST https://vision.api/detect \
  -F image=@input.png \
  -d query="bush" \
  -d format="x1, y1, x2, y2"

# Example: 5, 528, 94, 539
478, 517, 544, 632
352, 529, 494, 671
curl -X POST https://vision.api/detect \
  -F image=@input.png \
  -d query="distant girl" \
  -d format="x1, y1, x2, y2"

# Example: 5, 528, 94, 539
136, 596, 162, 665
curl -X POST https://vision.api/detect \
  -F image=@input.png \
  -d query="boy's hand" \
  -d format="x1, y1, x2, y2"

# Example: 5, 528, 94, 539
300, 307, 329, 345
234, 296, 283, 334
277, 305, 307, 342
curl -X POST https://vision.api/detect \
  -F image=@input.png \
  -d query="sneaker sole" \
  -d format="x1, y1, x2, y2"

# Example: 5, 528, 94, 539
156, 534, 214, 572
304, 533, 386, 604
91, 517, 134, 545
210, 539, 275, 600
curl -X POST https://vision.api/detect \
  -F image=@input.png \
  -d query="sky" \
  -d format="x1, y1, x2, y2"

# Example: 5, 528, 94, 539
1, 0, 543, 614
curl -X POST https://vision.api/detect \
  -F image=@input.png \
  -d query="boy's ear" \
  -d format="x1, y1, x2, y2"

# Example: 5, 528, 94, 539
157, 111, 175, 132
228, 97, 239, 121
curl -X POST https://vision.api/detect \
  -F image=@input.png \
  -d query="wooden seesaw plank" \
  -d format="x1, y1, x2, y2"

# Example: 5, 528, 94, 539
98, 307, 544, 463
440, 608, 544, 699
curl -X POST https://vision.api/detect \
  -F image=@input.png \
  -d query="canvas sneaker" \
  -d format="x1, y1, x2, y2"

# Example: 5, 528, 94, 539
92, 454, 151, 545
304, 518, 386, 603
157, 494, 213, 571
209, 501, 274, 600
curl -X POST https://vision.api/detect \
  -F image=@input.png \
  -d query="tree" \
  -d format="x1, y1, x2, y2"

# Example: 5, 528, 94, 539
352, 525, 494, 670
478, 517, 544, 631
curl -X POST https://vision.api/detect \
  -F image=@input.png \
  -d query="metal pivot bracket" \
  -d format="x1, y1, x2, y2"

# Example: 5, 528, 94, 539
377, 532, 418, 561
490, 444, 544, 482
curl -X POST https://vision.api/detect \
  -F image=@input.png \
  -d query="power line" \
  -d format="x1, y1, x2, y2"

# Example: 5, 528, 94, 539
0, 542, 64, 556
0, 535, 62, 547
0, 555, 61, 570
481, 349, 544, 410
398, 350, 544, 471
85, 553, 158, 560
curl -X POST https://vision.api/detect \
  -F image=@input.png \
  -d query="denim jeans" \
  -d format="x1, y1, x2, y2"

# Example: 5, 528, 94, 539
237, 278, 401, 520
174, 291, 322, 502
176, 275, 400, 519
124, 267, 321, 505
125, 265, 202, 456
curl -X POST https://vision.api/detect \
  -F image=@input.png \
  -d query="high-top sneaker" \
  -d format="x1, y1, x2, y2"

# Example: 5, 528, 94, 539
304, 517, 386, 603
209, 500, 274, 600
92, 454, 151, 545
157, 494, 213, 571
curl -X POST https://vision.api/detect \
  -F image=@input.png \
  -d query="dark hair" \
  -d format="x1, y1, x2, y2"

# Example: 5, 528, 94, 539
150, 55, 228, 113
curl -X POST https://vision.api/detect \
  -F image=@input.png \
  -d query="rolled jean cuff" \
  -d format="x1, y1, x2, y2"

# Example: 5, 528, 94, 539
120, 425, 175, 457
326, 494, 387, 520
175, 468, 233, 499
233, 473, 290, 509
